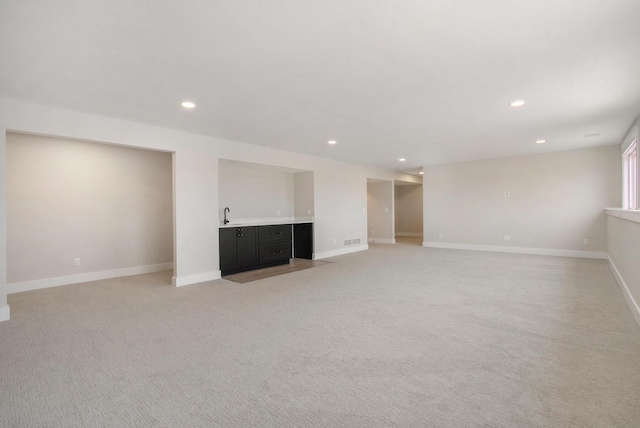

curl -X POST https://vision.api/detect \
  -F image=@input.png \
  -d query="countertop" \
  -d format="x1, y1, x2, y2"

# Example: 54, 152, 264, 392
219, 216, 313, 228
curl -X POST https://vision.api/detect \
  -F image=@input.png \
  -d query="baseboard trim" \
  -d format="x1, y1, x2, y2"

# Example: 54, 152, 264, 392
8, 262, 174, 294
315, 244, 369, 260
368, 238, 396, 244
172, 271, 221, 287
395, 233, 423, 237
607, 255, 640, 329
422, 242, 607, 259
0, 305, 10, 322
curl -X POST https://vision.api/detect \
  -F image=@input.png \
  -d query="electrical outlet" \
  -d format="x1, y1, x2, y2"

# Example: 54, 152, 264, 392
438, 233, 443, 239
307, 209, 311, 215
583, 239, 589, 245
372, 229, 375, 235
277, 210, 281, 216
74, 258, 80, 266
504, 192, 510, 198
503, 236, 510, 242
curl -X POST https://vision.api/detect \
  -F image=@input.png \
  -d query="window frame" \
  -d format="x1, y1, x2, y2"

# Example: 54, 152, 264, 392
623, 137, 638, 210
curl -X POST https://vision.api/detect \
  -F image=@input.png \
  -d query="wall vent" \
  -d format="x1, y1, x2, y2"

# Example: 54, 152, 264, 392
344, 238, 361, 246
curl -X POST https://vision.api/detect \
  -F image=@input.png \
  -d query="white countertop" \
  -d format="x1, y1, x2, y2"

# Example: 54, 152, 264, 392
219, 216, 313, 228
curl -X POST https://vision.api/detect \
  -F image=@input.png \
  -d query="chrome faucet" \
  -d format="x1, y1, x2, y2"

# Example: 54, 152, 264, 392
223, 207, 230, 224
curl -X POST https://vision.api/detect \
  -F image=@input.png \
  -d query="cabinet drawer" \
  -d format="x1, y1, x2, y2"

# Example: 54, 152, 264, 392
259, 224, 292, 244
259, 242, 292, 264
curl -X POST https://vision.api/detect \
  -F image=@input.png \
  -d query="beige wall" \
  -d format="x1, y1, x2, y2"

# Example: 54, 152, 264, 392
606, 116, 640, 328
607, 214, 640, 327
423, 146, 621, 254
6, 133, 173, 284
367, 181, 394, 243
394, 183, 423, 236
2, 98, 403, 319
294, 171, 314, 218
219, 161, 295, 221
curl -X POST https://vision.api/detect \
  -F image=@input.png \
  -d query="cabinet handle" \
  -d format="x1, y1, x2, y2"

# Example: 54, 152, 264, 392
271, 232, 281, 235
271, 250, 282, 254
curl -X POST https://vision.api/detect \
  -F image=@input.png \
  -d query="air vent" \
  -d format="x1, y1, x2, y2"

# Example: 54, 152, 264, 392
344, 238, 361, 246
585, 133, 600, 138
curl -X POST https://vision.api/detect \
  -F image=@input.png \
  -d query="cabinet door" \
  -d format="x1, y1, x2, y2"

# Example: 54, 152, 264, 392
219, 228, 239, 271
237, 227, 258, 268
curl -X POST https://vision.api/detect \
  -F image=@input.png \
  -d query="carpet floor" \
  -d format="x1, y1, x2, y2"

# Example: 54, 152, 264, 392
2, 240, 640, 427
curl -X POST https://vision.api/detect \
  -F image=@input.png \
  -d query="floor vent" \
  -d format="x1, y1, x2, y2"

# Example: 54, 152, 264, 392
344, 238, 361, 246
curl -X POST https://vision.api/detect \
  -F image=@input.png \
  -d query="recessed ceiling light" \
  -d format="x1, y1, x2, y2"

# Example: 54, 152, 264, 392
399, 158, 406, 162
510, 100, 525, 107
328, 140, 337, 145
181, 101, 196, 109
536, 139, 546, 144
419, 171, 424, 175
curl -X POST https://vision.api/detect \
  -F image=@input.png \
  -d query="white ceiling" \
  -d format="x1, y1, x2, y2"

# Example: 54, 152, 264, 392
2, 0, 640, 172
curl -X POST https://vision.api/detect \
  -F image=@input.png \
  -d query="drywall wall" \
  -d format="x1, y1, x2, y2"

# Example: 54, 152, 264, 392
367, 180, 394, 243
294, 171, 314, 217
312, 166, 369, 257
395, 183, 423, 236
6, 132, 173, 286
607, 213, 640, 328
1, 98, 400, 318
219, 161, 295, 221
606, 117, 640, 328
423, 145, 621, 256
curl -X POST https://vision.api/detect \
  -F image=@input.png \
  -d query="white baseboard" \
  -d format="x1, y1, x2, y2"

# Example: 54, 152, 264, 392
422, 242, 607, 259
0, 304, 10, 322
8, 262, 174, 294
315, 244, 369, 260
607, 255, 640, 329
172, 271, 221, 287
395, 233, 423, 237
368, 238, 396, 244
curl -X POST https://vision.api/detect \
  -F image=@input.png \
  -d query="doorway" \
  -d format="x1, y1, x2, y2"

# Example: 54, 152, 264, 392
394, 180, 423, 246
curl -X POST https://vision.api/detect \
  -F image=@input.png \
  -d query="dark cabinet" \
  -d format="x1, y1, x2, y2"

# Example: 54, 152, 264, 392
258, 224, 292, 265
220, 223, 313, 276
219, 227, 258, 274
219, 228, 238, 271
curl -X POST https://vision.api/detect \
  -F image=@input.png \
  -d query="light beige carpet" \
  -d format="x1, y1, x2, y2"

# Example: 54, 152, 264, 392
2, 241, 640, 427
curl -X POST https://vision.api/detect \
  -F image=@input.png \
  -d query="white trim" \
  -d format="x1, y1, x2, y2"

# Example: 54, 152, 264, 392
315, 244, 369, 260
368, 238, 396, 244
422, 242, 607, 259
621, 126, 638, 153
8, 262, 173, 294
172, 271, 221, 287
605, 208, 640, 224
607, 255, 640, 329
0, 305, 10, 322
395, 232, 423, 237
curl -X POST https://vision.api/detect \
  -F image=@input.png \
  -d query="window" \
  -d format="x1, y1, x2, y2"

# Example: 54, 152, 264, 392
623, 138, 638, 209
